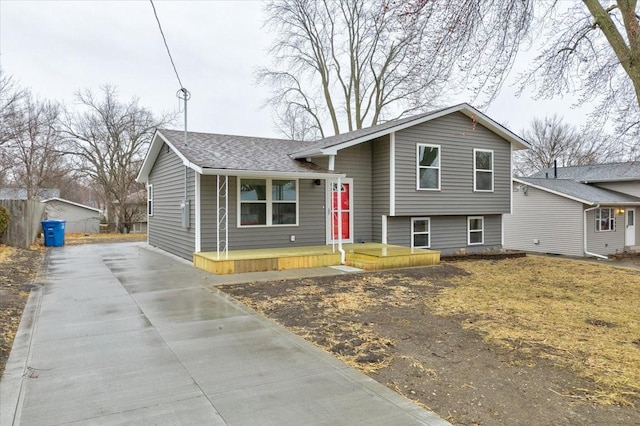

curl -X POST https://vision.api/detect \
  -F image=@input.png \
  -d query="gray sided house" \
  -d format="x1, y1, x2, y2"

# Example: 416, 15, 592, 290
504, 163, 640, 258
136, 103, 529, 261
43, 198, 103, 234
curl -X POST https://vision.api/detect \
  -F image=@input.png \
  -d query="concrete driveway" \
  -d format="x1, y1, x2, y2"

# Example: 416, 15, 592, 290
1, 243, 447, 425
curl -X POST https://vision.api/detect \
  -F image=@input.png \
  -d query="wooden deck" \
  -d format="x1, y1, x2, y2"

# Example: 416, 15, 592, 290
193, 243, 440, 275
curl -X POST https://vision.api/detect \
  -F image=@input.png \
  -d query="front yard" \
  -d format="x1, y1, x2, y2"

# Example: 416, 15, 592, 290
220, 256, 640, 425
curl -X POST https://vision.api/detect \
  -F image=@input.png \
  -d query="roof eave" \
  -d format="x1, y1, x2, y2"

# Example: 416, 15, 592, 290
513, 177, 595, 205
513, 178, 640, 206
136, 130, 203, 183
42, 197, 103, 213
581, 178, 640, 183
200, 168, 346, 179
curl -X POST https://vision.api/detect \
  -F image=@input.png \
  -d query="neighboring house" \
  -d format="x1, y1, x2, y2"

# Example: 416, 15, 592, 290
125, 189, 148, 233
136, 103, 530, 261
111, 189, 148, 233
43, 198, 103, 234
504, 162, 640, 258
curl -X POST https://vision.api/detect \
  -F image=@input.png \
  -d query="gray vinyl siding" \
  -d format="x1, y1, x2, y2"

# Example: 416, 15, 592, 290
594, 181, 640, 198
317, 143, 375, 243
387, 215, 502, 254
148, 144, 196, 260
394, 112, 511, 216
503, 183, 584, 257
200, 174, 217, 251
200, 176, 326, 251
586, 208, 625, 255
372, 136, 391, 242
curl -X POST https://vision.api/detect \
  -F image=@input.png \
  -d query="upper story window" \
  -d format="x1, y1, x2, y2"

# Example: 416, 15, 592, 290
147, 184, 154, 216
417, 144, 440, 190
595, 208, 615, 232
474, 149, 494, 192
239, 178, 298, 227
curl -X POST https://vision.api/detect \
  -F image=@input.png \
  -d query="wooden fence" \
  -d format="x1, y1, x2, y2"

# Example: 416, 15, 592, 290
0, 200, 46, 249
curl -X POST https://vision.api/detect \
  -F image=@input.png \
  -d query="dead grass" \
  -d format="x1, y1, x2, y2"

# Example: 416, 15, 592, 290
433, 256, 640, 405
64, 233, 147, 245
0, 245, 15, 262
65, 232, 146, 239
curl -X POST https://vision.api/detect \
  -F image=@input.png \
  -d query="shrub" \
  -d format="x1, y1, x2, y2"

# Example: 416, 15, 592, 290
0, 205, 9, 236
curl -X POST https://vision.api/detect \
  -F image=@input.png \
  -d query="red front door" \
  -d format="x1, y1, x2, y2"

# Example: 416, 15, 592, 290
329, 180, 352, 242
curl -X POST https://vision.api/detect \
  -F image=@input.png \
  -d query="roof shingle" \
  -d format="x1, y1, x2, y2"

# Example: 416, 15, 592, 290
517, 177, 640, 205
158, 129, 330, 174
530, 162, 640, 182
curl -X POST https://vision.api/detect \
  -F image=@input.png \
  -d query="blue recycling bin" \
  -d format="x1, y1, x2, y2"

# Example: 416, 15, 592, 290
42, 219, 66, 247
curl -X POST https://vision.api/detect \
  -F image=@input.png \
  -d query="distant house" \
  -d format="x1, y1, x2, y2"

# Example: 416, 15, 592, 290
110, 189, 148, 233
43, 198, 103, 234
136, 103, 529, 263
504, 162, 640, 258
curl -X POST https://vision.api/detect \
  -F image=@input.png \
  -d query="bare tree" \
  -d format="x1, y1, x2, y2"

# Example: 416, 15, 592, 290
262, 1, 640, 138
1, 92, 70, 199
518, 1, 640, 134
59, 85, 172, 231
514, 115, 622, 176
258, 0, 532, 138
0, 68, 26, 146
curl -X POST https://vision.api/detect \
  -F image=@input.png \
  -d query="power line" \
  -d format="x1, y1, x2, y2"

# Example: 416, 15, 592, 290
149, 0, 184, 89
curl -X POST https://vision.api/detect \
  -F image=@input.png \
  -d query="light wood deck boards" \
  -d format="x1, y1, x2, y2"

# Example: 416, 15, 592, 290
193, 243, 439, 274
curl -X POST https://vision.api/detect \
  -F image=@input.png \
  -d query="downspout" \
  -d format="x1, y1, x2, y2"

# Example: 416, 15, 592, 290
584, 204, 608, 259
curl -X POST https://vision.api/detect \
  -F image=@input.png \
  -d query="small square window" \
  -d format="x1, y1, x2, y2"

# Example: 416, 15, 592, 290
595, 208, 615, 232
411, 218, 430, 248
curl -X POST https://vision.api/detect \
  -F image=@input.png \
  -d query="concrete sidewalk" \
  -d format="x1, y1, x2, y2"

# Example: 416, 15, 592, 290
1, 242, 448, 425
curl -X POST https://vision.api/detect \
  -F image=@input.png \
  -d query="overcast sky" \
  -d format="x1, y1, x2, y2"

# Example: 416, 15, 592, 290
1, 0, 592, 139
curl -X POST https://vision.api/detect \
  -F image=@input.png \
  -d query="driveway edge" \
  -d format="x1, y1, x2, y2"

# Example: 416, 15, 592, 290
0, 252, 48, 426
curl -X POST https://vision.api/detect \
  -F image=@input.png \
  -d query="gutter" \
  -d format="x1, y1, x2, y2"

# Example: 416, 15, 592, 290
583, 204, 608, 259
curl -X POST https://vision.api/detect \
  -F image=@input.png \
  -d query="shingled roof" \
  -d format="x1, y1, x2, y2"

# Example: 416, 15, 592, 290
290, 103, 530, 158
531, 162, 640, 182
137, 129, 343, 182
515, 177, 640, 205
137, 103, 529, 183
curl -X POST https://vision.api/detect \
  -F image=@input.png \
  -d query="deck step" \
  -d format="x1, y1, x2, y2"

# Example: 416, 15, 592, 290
193, 243, 440, 275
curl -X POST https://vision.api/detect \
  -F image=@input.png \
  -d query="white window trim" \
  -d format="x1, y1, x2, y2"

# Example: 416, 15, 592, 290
473, 148, 494, 192
595, 207, 616, 232
237, 178, 299, 228
147, 184, 154, 217
467, 216, 484, 245
411, 217, 431, 249
416, 143, 441, 191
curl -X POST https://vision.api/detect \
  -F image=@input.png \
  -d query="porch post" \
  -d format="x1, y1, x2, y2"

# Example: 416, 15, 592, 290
216, 174, 229, 260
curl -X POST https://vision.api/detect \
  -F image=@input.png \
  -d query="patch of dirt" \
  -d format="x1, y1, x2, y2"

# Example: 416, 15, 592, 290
0, 245, 44, 378
220, 264, 640, 426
